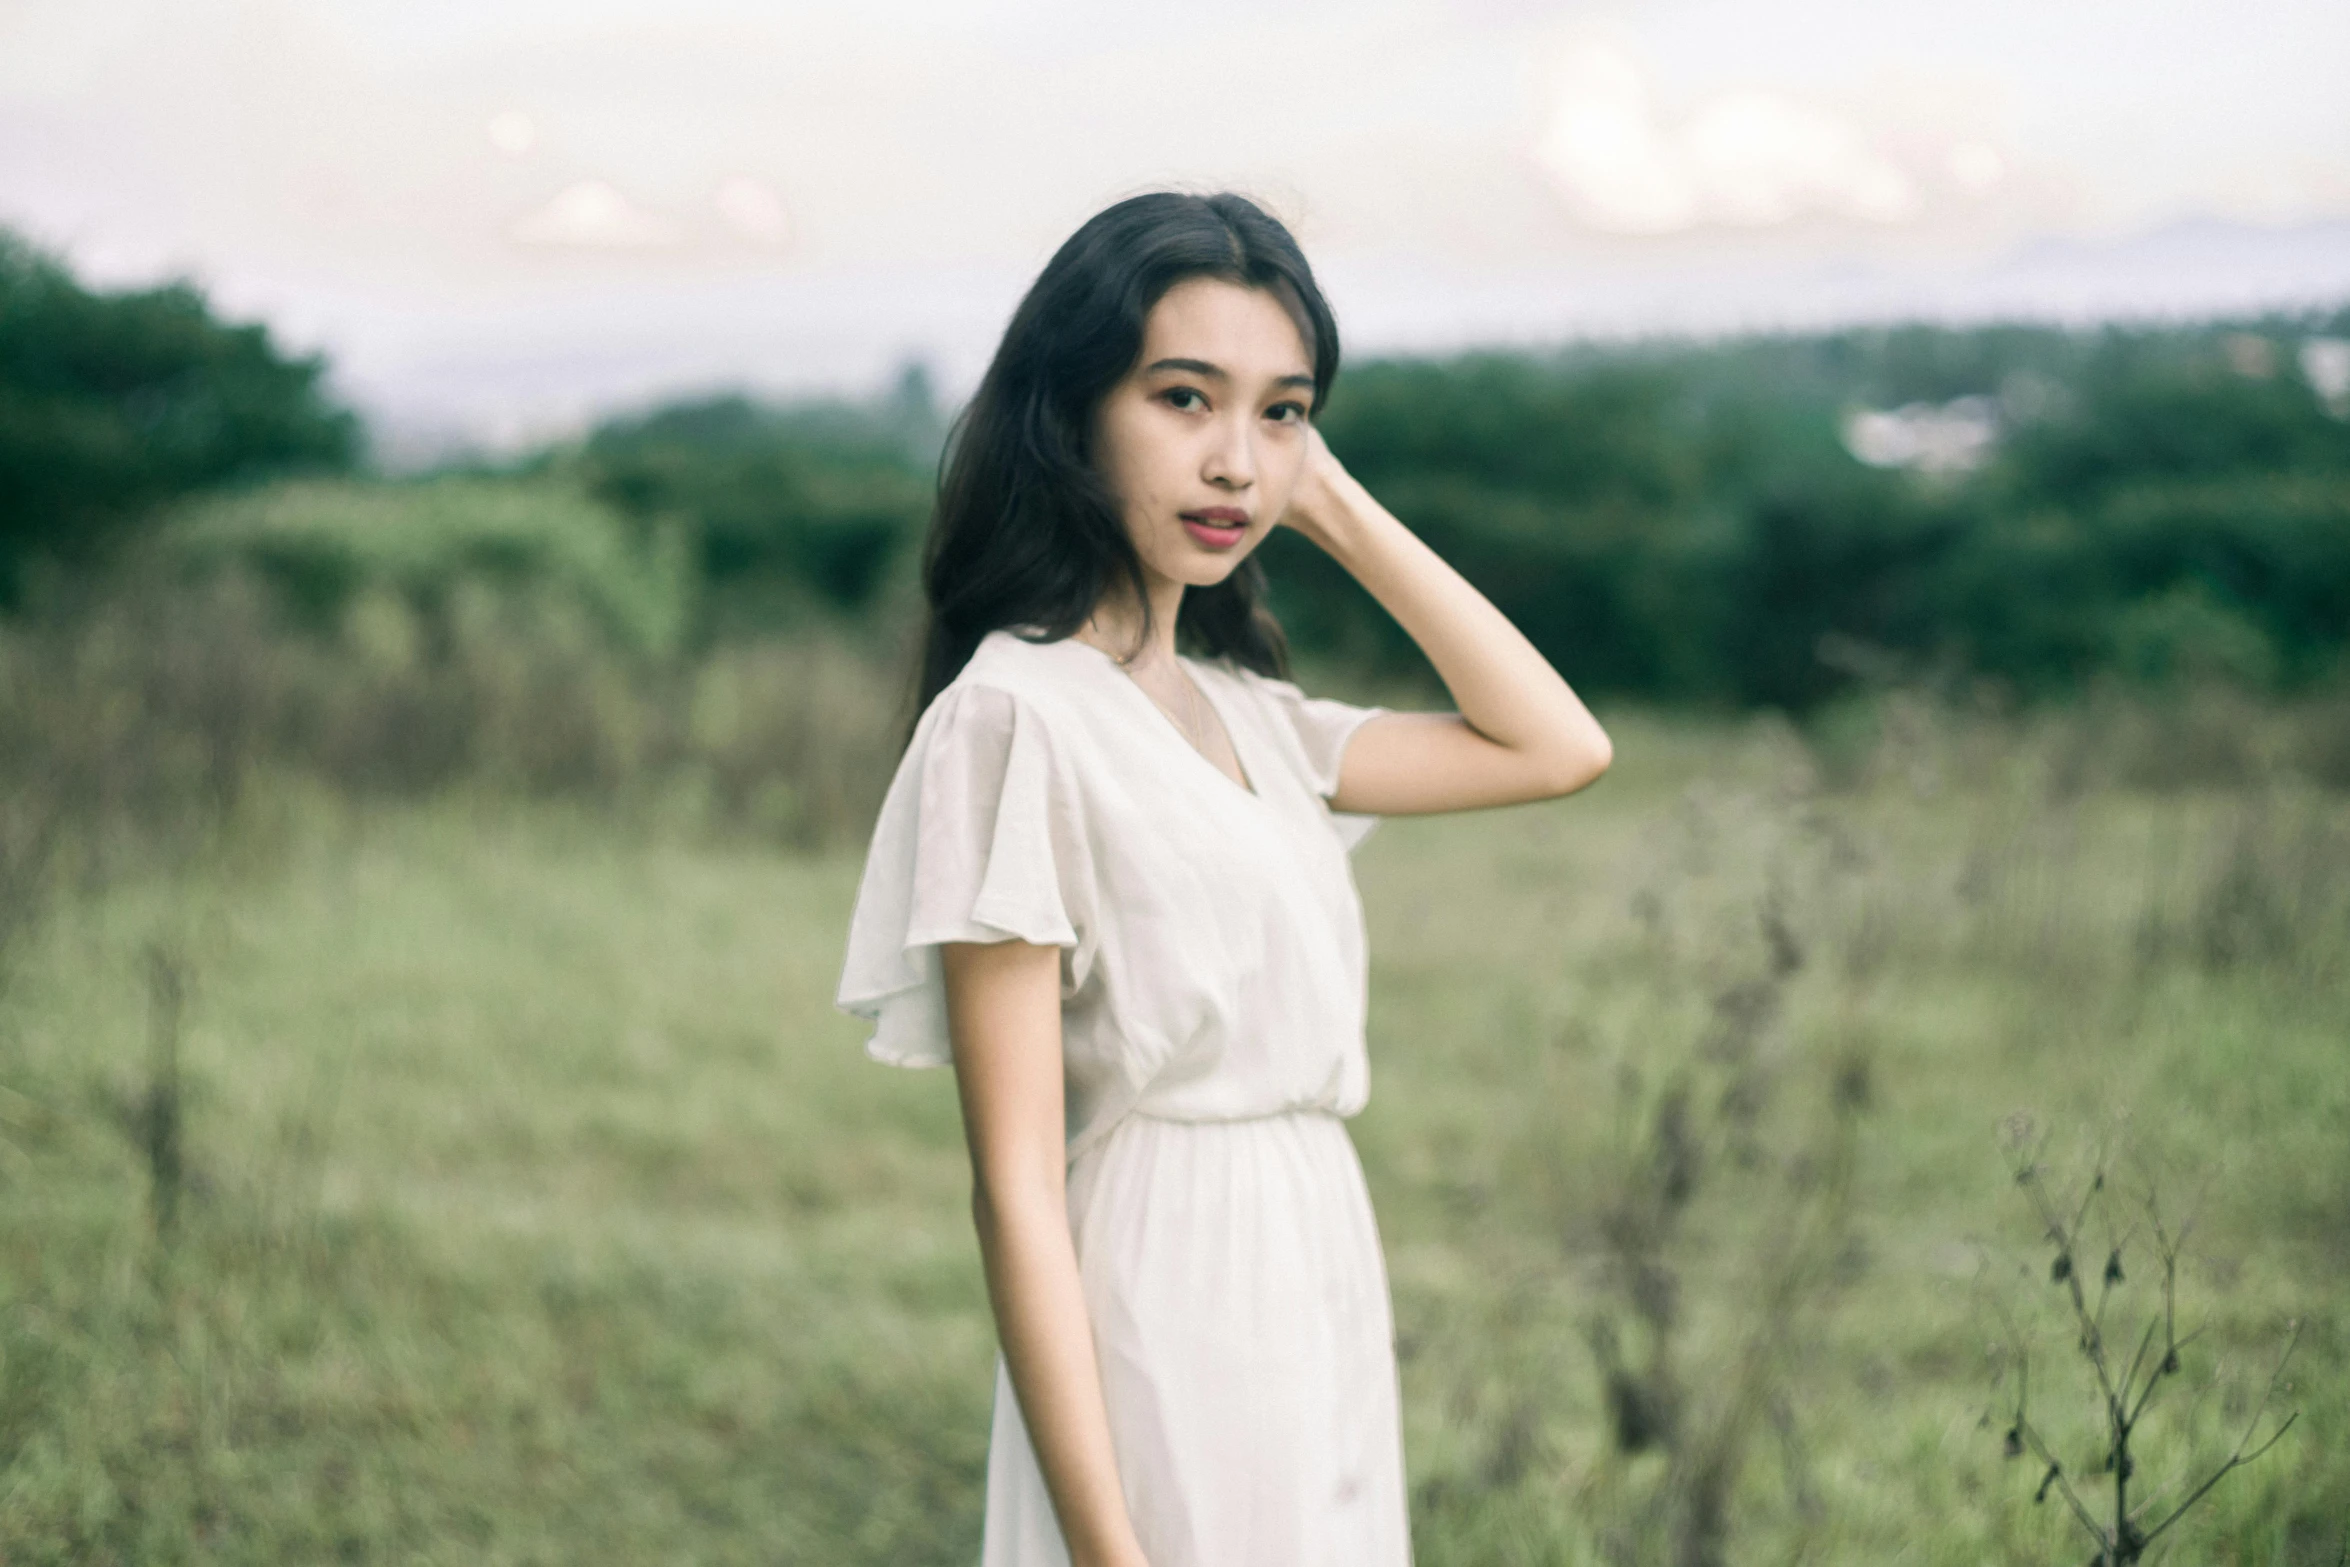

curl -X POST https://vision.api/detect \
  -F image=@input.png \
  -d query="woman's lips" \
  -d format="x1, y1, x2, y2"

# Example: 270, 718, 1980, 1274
1180, 510, 1248, 550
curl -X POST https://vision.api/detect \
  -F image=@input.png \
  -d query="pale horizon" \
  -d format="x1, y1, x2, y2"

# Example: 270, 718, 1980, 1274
7, 0, 2347, 457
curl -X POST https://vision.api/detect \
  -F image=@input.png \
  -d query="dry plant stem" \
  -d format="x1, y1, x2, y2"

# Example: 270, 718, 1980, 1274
2001, 1145, 2301, 1563
143, 941, 188, 1243
2008, 1370, 2108, 1545
1582, 889, 1864, 1567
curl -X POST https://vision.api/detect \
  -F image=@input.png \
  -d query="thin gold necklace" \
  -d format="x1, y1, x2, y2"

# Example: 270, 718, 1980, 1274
1081, 624, 1215, 758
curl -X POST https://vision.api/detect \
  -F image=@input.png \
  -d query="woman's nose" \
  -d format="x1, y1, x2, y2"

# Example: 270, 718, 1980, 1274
1203, 415, 1256, 488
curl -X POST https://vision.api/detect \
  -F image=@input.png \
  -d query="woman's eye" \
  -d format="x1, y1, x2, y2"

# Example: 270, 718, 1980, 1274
1164, 387, 1207, 412
1266, 401, 1306, 424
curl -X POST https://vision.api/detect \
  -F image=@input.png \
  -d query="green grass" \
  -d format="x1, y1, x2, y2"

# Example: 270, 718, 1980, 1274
1, 716, 2344, 1564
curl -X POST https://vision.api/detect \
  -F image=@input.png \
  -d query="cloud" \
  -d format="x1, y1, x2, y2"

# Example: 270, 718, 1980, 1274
1681, 90, 1919, 225
1947, 141, 2004, 192
1534, 40, 1942, 233
508, 180, 679, 248
486, 110, 538, 157
712, 175, 791, 246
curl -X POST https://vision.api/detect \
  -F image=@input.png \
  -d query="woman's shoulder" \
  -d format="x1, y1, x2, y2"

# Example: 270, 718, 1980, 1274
949, 626, 1095, 702
917, 627, 1096, 742
1202, 655, 1382, 721
1192, 654, 1389, 800
1190, 652, 1314, 716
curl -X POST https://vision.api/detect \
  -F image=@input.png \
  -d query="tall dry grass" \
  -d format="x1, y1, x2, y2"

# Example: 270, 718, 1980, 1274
0, 567, 909, 879
2, 568, 2346, 1562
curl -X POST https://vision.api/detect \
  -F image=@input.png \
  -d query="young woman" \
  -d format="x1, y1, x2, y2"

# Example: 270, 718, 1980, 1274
836, 192, 1611, 1567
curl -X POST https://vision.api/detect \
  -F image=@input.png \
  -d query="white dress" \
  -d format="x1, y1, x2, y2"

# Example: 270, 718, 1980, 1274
835, 627, 1413, 1567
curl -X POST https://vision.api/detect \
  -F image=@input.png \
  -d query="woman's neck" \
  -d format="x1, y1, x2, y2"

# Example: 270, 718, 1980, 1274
1081, 574, 1185, 669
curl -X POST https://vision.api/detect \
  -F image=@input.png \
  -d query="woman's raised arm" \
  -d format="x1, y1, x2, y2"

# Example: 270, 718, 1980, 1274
940, 938, 1148, 1567
1279, 428, 1612, 815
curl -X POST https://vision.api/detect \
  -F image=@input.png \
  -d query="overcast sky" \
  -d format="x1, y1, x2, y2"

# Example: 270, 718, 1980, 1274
5, 0, 2348, 452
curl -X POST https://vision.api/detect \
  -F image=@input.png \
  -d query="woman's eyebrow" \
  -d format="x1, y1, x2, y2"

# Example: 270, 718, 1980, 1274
1144, 356, 1316, 390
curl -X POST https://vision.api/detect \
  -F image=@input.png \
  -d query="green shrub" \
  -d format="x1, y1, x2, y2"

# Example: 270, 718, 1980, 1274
0, 230, 356, 601
580, 381, 940, 629
165, 476, 694, 658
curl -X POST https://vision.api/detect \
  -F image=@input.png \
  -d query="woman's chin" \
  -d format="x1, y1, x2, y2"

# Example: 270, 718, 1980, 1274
1167, 540, 1261, 586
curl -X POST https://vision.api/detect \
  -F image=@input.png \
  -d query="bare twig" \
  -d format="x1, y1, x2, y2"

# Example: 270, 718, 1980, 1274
1996, 1131, 2300, 1562
2137, 1321, 2303, 1550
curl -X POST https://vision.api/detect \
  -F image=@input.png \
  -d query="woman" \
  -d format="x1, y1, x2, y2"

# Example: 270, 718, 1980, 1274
836, 191, 1611, 1567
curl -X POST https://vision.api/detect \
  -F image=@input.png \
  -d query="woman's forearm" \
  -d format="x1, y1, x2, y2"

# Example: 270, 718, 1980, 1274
1289, 441, 1612, 808
973, 1180, 1148, 1567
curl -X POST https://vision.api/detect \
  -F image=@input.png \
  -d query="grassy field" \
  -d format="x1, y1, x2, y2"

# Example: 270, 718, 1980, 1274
1, 704, 2344, 1563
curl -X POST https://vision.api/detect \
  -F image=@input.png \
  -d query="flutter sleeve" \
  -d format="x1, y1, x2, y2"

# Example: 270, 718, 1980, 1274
834, 681, 1092, 1069
1240, 668, 1390, 851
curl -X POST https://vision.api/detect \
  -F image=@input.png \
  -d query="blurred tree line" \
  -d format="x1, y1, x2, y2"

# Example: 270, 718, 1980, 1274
1282, 321, 2350, 706
0, 232, 358, 605
6, 225, 2347, 710
575, 366, 943, 638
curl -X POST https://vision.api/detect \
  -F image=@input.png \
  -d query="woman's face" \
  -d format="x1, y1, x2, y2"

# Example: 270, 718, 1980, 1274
1091, 277, 1316, 593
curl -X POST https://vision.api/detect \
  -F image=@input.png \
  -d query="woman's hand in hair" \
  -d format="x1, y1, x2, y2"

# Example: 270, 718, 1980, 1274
1273, 425, 1373, 558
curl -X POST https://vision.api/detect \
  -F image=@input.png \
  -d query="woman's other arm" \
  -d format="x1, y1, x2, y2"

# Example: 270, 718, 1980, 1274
940, 938, 1147, 1567
1280, 428, 1613, 815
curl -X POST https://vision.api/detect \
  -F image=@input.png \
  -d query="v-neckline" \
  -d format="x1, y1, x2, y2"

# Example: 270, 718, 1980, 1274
1064, 636, 1262, 802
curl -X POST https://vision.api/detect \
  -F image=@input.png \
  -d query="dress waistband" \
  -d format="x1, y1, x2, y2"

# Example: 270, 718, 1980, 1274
1067, 1104, 1351, 1168
1122, 1105, 1346, 1128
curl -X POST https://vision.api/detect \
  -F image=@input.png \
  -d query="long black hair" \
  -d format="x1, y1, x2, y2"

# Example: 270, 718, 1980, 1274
909, 191, 1341, 727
